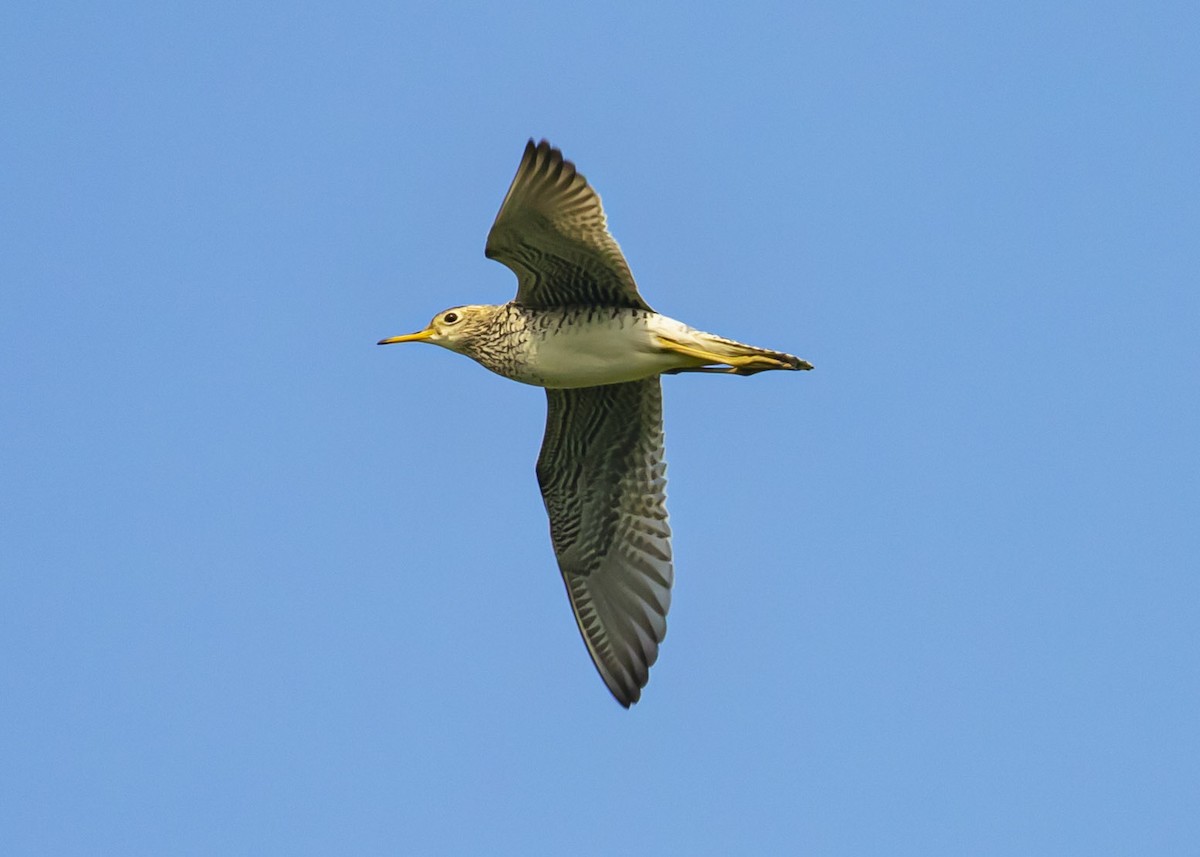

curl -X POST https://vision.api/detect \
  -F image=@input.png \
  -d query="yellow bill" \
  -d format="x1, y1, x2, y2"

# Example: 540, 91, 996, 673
377, 327, 436, 345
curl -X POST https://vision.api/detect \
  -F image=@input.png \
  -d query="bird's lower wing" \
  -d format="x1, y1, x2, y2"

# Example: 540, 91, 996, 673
536, 379, 673, 707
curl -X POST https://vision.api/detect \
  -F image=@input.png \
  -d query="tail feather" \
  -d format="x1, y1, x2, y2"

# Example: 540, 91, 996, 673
658, 330, 813, 375
697, 333, 814, 372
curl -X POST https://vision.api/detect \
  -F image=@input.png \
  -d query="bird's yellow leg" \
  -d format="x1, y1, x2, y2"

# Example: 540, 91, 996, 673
653, 334, 794, 375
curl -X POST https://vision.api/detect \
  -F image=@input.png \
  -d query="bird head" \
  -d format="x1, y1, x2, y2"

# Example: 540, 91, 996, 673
377, 305, 498, 354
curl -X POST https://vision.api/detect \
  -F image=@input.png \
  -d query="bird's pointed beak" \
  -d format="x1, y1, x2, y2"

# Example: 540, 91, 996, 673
377, 327, 436, 345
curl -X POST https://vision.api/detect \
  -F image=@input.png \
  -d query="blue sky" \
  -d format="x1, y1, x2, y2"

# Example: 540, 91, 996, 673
2, 1, 1197, 854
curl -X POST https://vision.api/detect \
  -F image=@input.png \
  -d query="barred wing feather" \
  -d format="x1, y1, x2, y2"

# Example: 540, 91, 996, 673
486, 139, 652, 311
536, 379, 672, 706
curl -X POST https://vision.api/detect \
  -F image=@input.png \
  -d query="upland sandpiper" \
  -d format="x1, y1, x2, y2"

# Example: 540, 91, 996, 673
379, 140, 811, 706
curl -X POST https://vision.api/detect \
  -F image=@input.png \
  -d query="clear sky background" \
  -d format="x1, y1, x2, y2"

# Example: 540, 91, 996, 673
3, 2, 1197, 854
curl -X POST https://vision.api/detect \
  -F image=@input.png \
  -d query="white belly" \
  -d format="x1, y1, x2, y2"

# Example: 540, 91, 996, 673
519, 313, 698, 388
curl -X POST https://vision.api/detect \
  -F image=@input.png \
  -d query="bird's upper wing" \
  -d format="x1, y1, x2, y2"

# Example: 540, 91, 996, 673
536, 379, 672, 707
485, 139, 653, 311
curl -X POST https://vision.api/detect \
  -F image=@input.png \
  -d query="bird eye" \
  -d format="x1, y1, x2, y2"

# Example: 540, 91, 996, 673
443, 312, 459, 324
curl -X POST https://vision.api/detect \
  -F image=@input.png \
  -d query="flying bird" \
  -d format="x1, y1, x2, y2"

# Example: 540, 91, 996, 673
379, 140, 812, 706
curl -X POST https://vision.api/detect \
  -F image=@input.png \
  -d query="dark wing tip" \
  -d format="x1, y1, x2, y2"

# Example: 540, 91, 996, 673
526, 138, 581, 187
604, 673, 640, 708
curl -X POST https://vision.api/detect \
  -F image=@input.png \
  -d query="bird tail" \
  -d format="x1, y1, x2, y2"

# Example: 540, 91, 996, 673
657, 330, 813, 375
701, 333, 814, 371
